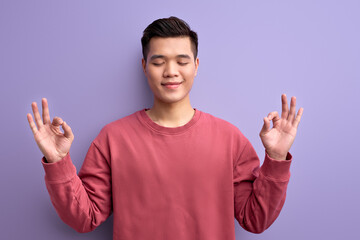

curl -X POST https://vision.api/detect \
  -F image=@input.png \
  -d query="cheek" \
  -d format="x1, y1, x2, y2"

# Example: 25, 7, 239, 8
183, 68, 196, 79
146, 68, 161, 80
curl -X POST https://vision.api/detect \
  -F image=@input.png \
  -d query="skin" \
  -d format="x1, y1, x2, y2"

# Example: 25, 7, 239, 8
142, 37, 199, 127
27, 99, 74, 163
259, 94, 304, 160
27, 36, 303, 162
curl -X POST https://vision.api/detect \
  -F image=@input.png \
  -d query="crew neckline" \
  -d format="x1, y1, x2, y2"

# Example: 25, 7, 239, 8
138, 108, 202, 135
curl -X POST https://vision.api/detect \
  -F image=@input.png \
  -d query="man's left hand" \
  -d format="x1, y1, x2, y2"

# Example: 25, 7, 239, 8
259, 94, 304, 160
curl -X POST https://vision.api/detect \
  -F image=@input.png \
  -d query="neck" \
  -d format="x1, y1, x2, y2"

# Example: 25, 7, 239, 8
146, 97, 195, 127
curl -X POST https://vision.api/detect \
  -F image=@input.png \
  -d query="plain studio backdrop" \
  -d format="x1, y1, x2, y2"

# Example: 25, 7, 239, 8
0, 0, 359, 239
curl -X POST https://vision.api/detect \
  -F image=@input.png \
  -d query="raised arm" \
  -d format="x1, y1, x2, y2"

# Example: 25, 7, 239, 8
234, 94, 303, 233
27, 99, 111, 232
27, 98, 74, 163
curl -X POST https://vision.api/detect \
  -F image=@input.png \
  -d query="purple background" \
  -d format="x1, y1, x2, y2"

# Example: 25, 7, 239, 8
1, 0, 359, 239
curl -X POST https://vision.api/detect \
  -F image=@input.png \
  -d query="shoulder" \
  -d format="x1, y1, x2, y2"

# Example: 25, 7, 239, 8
199, 110, 243, 134
198, 110, 252, 157
106, 110, 139, 129
197, 110, 249, 144
94, 110, 142, 142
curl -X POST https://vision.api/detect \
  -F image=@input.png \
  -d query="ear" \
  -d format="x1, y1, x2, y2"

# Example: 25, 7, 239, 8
194, 58, 199, 77
142, 58, 147, 74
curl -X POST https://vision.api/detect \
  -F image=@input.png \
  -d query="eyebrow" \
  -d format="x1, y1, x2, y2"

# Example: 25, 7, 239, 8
176, 54, 191, 59
149, 54, 191, 60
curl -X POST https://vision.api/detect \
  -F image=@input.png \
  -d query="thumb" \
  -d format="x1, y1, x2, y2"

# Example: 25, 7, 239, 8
61, 121, 74, 140
260, 117, 271, 136
52, 117, 63, 127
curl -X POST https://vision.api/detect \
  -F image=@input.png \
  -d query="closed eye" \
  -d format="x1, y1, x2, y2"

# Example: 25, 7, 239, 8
152, 62, 164, 66
178, 62, 189, 66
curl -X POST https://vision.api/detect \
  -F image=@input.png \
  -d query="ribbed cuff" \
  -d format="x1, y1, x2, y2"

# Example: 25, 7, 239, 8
260, 151, 292, 181
41, 153, 77, 183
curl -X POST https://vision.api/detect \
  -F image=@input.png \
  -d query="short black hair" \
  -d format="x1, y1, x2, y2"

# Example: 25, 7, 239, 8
141, 16, 198, 61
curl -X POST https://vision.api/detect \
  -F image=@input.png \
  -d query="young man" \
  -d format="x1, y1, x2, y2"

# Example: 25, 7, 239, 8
27, 17, 303, 239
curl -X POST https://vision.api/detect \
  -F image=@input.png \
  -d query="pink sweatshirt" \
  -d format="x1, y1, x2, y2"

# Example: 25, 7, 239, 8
42, 109, 292, 240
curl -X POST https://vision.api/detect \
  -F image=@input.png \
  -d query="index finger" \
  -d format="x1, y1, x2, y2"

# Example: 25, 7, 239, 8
42, 98, 51, 124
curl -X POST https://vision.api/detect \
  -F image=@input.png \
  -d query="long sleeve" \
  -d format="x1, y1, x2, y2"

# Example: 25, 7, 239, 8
40, 109, 292, 239
42, 141, 112, 233
233, 141, 292, 233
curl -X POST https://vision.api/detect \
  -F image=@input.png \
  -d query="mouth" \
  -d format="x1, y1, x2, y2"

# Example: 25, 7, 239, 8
161, 81, 183, 89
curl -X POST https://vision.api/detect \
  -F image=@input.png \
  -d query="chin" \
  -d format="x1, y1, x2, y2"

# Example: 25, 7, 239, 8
155, 93, 190, 105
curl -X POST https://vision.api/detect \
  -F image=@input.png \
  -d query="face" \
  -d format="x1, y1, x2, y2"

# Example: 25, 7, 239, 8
142, 37, 199, 105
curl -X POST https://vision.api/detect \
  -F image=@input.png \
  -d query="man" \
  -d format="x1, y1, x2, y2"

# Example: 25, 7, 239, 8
27, 16, 303, 239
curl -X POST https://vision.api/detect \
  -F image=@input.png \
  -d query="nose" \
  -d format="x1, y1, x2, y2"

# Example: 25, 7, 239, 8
163, 62, 179, 78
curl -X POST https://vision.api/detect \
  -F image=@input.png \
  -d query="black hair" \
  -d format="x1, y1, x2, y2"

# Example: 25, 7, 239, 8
141, 16, 198, 61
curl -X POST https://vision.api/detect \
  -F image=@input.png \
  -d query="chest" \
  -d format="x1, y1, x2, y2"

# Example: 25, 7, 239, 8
109, 132, 234, 191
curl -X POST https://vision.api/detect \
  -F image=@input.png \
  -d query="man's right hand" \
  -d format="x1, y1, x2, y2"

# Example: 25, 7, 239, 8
27, 98, 74, 163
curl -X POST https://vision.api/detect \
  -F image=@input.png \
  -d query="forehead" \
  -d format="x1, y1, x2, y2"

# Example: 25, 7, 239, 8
148, 37, 193, 58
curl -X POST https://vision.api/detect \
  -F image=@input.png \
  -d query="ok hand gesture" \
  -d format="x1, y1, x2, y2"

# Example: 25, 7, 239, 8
259, 94, 303, 160
27, 98, 74, 163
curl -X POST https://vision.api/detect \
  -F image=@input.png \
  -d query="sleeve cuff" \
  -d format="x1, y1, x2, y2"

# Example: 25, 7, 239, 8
260, 151, 292, 181
41, 153, 77, 183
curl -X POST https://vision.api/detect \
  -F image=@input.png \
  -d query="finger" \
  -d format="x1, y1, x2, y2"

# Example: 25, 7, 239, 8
260, 117, 271, 136
52, 117, 64, 127
42, 98, 51, 124
281, 94, 289, 119
27, 113, 38, 134
268, 111, 281, 129
62, 121, 74, 140
268, 111, 280, 122
288, 96, 297, 122
31, 102, 43, 129
293, 107, 304, 128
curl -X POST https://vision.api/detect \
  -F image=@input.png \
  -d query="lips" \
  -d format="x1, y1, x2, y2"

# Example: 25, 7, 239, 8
161, 81, 182, 89
161, 82, 182, 85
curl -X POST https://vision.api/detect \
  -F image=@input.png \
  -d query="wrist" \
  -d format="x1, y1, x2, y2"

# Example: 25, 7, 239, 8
261, 151, 292, 180
266, 150, 287, 161
44, 154, 67, 163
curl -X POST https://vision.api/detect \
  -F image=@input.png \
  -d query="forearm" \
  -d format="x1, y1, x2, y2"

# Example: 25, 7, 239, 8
42, 152, 111, 233
234, 152, 292, 233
